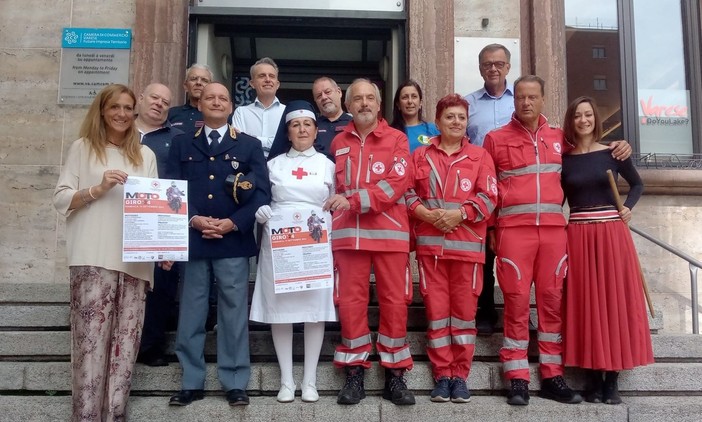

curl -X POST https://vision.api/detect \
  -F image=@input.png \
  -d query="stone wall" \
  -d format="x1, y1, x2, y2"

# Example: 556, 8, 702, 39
0, 0, 136, 284
633, 194, 702, 333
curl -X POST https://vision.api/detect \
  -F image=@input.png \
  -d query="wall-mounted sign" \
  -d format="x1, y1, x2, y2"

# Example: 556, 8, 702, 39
638, 89, 692, 154
58, 28, 131, 105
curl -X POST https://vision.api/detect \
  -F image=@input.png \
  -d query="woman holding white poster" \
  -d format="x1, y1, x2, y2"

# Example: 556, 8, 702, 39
53, 84, 170, 421
250, 100, 347, 403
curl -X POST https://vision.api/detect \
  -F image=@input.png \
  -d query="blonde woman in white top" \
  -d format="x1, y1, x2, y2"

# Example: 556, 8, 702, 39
54, 84, 170, 421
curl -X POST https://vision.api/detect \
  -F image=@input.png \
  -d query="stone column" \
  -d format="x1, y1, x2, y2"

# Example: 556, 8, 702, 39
520, 0, 567, 126
407, 0, 454, 120
132, 0, 189, 104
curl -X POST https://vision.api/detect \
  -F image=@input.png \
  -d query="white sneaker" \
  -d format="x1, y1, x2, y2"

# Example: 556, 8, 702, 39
276, 383, 296, 403
301, 383, 319, 402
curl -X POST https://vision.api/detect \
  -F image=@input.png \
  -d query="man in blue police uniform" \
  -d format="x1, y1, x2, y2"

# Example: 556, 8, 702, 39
135, 82, 184, 367
168, 63, 213, 135
166, 82, 271, 407
464, 43, 515, 336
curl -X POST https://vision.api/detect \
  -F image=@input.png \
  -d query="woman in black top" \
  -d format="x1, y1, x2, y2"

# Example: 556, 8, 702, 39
561, 96, 653, 405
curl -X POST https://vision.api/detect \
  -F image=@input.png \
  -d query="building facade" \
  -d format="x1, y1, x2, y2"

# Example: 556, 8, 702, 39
1, 0, 700, 332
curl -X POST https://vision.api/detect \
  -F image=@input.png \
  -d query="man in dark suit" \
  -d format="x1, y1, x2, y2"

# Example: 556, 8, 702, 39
166, 82, 271, 407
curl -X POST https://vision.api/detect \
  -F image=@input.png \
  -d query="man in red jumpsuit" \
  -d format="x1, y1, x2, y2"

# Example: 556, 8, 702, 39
324, 78, 414, 406
483, 75, 631, 406
484, 75, 577, 405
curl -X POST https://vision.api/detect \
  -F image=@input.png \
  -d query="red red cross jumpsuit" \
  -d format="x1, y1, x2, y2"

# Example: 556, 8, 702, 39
330, 118, 414, 370
406, 136, 497, 380
483, 114, 568, 381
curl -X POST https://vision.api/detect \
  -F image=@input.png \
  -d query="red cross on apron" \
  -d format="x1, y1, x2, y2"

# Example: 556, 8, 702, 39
291, 167, 309, 179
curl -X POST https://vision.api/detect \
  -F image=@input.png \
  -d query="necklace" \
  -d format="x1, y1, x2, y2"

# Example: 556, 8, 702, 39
107, 139, 123, 148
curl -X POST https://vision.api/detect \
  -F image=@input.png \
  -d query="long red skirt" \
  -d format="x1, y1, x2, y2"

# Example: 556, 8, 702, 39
563, 219, 654, 371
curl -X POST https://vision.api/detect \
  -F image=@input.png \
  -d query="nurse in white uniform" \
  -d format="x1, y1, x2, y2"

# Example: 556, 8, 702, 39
250, 100, 348, 403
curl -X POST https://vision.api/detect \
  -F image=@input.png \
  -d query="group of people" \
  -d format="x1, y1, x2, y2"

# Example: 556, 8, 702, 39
53, 44, 653, 421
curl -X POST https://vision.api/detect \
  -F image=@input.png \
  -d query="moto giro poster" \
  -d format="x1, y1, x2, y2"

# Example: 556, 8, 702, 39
268, 207, 333, 294
122, 176, 189, 262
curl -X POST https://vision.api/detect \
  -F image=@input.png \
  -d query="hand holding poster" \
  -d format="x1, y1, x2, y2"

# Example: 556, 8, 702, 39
268, 207, 333, 294
122, 176, 189, 262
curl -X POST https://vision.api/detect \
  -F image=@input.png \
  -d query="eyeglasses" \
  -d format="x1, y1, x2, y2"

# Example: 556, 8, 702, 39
187, 76, 211, 84
480, 61, 507, 70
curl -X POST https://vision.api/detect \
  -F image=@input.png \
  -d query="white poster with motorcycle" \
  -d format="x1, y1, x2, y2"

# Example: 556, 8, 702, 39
122, 176, 189, 262
268, 206, 333, 294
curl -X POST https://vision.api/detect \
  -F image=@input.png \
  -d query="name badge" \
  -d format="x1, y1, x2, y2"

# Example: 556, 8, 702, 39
336, 146, 351, 156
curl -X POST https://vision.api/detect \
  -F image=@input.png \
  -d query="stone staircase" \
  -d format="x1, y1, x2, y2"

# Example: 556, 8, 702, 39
2, 280, 702, 422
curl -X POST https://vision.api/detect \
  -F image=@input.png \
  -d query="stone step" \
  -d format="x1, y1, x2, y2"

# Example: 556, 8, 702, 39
0, 280, 539, 307
1, 395, 701, 422
0, 303, 537, 331
3, 360, 702, 394
1, 331, 693, 361
0, 301, 664, 332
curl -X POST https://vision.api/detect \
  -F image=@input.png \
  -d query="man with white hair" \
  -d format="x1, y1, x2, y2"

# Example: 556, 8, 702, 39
326, 78, 415, 406
168, 63, 214, 135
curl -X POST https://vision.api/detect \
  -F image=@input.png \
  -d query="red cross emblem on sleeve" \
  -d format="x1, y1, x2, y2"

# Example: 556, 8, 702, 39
292, 167, 309, 179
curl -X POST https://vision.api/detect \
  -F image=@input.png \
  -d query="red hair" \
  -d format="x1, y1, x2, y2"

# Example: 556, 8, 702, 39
435, 94, 469, 120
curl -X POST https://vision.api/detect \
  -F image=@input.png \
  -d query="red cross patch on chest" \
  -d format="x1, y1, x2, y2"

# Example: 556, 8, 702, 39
291, 167, 309, 179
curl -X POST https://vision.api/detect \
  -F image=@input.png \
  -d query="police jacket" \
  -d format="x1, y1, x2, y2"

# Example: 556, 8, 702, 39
141, 121, 183, 178
166, 125, 271, 259
483, 113, 566, 228
405, 136, 497, 262
330, 118, 411, 252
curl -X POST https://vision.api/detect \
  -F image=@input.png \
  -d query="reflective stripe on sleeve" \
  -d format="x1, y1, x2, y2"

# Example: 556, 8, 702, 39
359, 189, 371, 213
377, 180, 395, 199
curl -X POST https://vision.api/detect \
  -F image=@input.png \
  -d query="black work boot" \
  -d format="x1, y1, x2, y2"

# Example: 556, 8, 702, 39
603, 371, 622, 405
507, 378, 530, 405
337, 366, 365, 405
382, 368, 416, 405
584, 369, 604, 403
540, 375, 583, 404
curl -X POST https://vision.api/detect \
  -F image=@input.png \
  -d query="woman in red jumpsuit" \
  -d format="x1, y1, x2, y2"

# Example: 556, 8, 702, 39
405, 94, 498, 402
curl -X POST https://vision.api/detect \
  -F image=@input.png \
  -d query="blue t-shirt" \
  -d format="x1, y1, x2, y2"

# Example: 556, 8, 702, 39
405, 122, 440, 152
